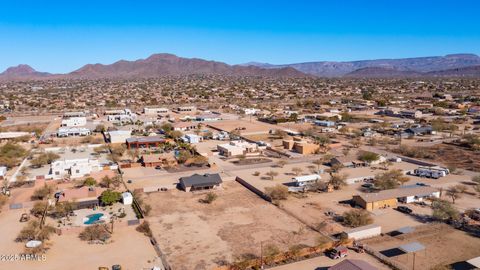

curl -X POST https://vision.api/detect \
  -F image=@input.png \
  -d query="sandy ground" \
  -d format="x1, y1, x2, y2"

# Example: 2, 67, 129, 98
144, 181, 325, 270
269, 251, 390, 270
207, 119, 291, 135
0, 209, 159, 270
362, 223, 480, 270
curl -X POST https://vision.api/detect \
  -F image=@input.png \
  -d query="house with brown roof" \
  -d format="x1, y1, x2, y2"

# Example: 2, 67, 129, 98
56, 186, 106, 209
140, 153, 177, 168
353, 186, 440, 211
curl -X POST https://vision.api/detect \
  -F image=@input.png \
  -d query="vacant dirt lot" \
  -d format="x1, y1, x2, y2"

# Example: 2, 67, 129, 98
425, 144, 480, 172
144, 181, 325, 270
362, 223, 480, 269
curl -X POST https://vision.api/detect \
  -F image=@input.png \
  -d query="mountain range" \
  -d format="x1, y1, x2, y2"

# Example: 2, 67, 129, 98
2, 53, 480, 80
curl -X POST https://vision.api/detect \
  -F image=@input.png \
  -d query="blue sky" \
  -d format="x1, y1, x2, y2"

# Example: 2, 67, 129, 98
1, 0, 479, 73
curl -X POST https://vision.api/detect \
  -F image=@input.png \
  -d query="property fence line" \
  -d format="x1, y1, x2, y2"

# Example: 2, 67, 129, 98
235, 176, 272, 202
363, 244, 408, 270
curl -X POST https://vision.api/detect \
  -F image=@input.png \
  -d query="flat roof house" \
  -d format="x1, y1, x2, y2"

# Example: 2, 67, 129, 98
182, 133, 202, 144
61, 117, 87, 127
56, 186, 105, 209
107, 130, 132, 144
217, 140, 260, 157
140, 153, 177, 168
49, 158, 100, 179
353, 186, 439, 211
179, 173, 222, 192
57, 127, 91, 137
126, 136, 169, 149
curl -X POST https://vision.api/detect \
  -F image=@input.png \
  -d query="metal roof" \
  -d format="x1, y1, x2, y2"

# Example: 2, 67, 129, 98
396, 226, 415, 234
398, 242, 425, 253
329, 259, 378, 270
467, 256, 480, 267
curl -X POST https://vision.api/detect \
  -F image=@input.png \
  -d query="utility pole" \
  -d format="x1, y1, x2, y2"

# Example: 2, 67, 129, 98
260, 241, 264, 269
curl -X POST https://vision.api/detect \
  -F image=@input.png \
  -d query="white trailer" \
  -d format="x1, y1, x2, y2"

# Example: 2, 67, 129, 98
414, 166, 449, 179
292, 174, 321, 187
343, 224, 382, 240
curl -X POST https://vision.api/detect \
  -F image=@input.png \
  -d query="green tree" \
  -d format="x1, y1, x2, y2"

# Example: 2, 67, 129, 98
100, 190, 121, 205
357, 151, 380, 164
432, 199, 459, 221
84, 177, 97, 187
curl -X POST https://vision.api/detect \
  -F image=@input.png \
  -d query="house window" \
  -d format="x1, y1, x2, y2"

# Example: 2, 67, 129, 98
55, 171, 60, 175
76, 170, 80, 173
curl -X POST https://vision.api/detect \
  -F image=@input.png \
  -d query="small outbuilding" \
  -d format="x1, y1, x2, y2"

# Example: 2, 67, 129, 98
121, 192, 133, 205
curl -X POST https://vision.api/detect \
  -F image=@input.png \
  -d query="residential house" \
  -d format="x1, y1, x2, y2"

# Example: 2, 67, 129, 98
353, 186, 440, 211
140, 153, 177, 168
182, 134, 202, 144
330, 156, 365, 168
49, 158, 100, 179
282, 137, 319, 155
217, 140, 261, 157
107, 130, 132, 144
179, 173, 223, 192
126, 136, 169, 149
60, 117, 87, 127
57, 127, 91, 137
143, 107, 169, 115
56, 186, 105, 209
329, 259, 378, 270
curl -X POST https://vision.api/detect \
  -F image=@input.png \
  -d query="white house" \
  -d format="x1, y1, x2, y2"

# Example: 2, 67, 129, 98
49, 158, 100, 179
217, 140, 260, 157
243, 108, 260, 115
196, 114, 222, 122
57, 127, 91, 137
107, 130, 132, 143
144, 107, 169, 115
182, 134, 202, 144
60, 117, 87, 127
106, 109, 137, 123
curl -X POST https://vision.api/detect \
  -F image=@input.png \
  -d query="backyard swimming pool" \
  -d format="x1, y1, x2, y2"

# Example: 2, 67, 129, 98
83, 213, 105, 225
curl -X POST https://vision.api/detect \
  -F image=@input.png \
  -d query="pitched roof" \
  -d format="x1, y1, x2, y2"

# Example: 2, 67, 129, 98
179, 173, 222, 189
329, 259, 378, 270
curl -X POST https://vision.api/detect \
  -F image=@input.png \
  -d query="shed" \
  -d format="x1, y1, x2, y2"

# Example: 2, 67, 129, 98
121, 192, 133, 205
343, 224, 381, 240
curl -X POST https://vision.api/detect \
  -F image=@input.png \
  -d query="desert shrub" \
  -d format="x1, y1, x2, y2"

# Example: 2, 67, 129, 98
200, 192, 218, 204
342, 209, 373, 227
0, 194, 8, 212
79, 224, 111, 242
31, 184, 55, 201
16, 220, 55, 242
265, 184, 289, 200
136, 221, 153, 237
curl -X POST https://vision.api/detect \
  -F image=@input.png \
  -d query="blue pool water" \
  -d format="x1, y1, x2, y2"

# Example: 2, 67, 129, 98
84, 213, 104, 225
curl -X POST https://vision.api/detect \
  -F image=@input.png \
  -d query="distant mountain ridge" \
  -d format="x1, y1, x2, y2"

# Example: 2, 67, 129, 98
68, 53, 306, 78
0, 64, 51, 79
245, 53, 480, 77
2, 53, 480, 80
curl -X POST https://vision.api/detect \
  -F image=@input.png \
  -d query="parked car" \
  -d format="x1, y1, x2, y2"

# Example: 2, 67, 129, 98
112, 265, 122, 270
154, 165, 162, 170
396, 206, 413, 214
416, 182, 429, 186
361, 183, 374, 189
327, 246, 348, 259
